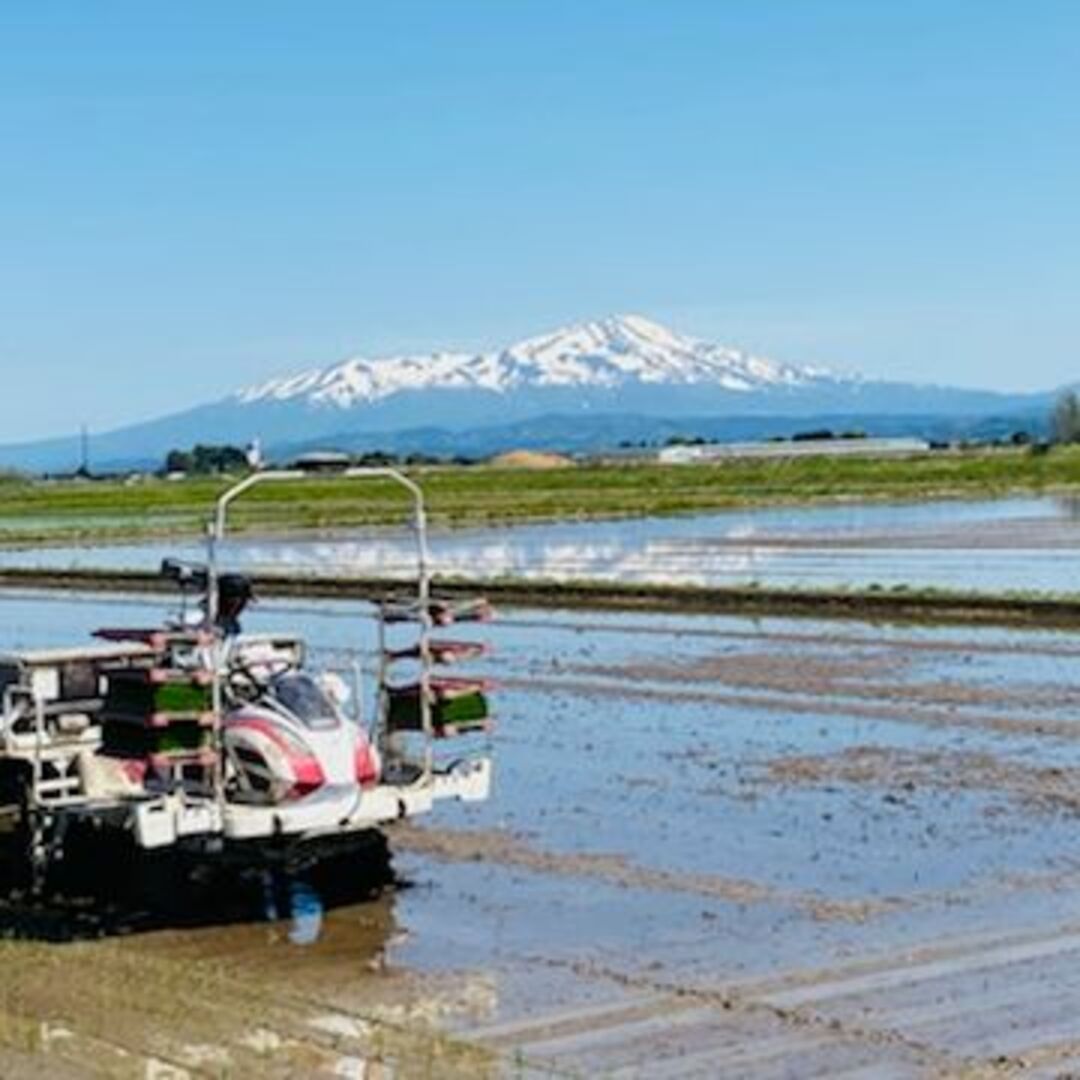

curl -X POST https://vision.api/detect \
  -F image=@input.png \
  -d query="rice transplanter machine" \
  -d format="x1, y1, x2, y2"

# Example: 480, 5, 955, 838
0, 469, 494, 891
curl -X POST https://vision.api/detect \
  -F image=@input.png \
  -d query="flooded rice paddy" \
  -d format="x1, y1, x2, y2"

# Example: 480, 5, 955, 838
4, 589, 1080, 1074
4, 494, 1080, 593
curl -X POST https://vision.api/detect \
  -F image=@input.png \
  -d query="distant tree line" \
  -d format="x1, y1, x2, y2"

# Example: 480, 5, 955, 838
349, 450, 474, 466
1052, 391, 1080, 445
164, 444, 249, 475
660, 428, 869, 448
162, 444, 477, 475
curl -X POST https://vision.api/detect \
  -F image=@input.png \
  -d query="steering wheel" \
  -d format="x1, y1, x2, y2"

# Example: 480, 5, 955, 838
225, 656, 293, 702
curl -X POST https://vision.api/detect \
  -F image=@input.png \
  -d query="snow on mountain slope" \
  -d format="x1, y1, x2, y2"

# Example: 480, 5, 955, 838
0, 314, 1053, 473
236, 315, 849, 409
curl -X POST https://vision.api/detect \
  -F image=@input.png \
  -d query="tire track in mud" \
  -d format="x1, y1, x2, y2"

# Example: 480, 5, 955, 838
460, 917, 1080, 1077
461, 943, 950, 1077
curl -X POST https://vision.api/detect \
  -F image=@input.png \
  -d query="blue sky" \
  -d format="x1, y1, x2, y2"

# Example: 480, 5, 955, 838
2, 1, 1077, 440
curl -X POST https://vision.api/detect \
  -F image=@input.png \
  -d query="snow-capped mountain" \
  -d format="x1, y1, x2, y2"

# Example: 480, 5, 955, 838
0, 315, 1054, 472
237, 314, 845, 408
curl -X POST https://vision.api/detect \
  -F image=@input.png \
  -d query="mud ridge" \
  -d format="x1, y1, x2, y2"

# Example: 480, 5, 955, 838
571, 648, 1080, 715
6, 566, 1080, 627
392, 822, 895, 923
505, 672, 1080, 742
764, 745, 1080, 818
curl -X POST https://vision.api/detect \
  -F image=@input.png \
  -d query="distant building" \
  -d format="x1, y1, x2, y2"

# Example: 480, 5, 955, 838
245, 438, 263, 470
292, 451, 351, 472
658, 437, 931, 464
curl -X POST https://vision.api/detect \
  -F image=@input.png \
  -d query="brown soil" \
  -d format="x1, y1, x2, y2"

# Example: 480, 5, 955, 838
765, 745, 1080, 818
0, 931, 498, 1079
572, 647, 1080, 716
487, 450, 575, 469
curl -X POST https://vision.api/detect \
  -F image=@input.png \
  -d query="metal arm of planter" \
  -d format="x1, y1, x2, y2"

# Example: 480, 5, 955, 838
205, 467, 435, 801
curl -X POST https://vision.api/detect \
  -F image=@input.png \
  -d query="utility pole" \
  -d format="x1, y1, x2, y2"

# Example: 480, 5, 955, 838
78, 424, 90, 478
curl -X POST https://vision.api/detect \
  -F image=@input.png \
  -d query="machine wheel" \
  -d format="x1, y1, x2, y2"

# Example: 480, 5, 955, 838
0, 763, 36, 894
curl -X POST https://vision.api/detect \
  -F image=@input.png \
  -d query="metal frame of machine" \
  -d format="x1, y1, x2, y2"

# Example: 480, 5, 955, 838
0, 468, 493, 890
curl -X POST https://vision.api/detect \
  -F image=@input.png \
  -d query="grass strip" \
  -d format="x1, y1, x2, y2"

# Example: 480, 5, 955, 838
3, 566, 1080, 628
2, 446, 1080, 542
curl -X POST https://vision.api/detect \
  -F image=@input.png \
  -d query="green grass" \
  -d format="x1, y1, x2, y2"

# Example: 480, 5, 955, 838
1, 445, 1078, 542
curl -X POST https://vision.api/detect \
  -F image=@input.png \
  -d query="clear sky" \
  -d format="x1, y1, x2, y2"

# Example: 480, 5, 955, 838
2, 1, 1078, 440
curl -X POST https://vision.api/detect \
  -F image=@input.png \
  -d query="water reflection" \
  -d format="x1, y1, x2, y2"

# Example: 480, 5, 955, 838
2, 495, 1080, 593
263, 874, 324, 944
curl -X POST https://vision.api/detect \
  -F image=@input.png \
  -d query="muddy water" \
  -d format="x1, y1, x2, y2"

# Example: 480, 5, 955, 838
4, 493, 1080, 593
5, 591, 1080, 1074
